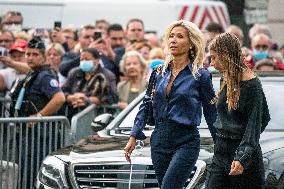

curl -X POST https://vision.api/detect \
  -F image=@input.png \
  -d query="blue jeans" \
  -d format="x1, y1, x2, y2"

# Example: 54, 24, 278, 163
150, 121, 200, 189
205, 136, 264, 189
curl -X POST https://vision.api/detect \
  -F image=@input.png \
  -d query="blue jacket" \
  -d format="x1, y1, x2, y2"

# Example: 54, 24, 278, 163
130, 63, 217, 140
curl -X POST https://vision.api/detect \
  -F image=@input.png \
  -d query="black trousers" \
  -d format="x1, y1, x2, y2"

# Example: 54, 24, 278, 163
205, 136, 265, 189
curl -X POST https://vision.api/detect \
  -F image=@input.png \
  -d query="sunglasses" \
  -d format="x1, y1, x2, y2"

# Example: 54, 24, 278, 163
255, 44, 269, 50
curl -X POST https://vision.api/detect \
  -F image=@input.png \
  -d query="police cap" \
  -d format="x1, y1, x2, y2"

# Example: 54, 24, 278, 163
27, 36, 45, 50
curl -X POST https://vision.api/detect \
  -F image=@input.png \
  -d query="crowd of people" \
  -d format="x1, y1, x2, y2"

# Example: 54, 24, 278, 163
0, 10, 280, 189
0, 10, 283, 118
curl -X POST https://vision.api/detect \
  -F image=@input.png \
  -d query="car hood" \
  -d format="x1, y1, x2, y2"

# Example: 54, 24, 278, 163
260, 131, 284, 154
53, 134, 213, 164
52, 131, 284, 164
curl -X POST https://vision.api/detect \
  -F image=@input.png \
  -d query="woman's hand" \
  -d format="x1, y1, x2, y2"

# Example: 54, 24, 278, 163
124, 136, 136, 163
229, 160, 244, 175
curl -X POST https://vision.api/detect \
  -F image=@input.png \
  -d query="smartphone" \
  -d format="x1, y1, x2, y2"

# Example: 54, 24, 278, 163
93, 31, 102, 41
54, 21, 62, 29
0, 47, 9, 56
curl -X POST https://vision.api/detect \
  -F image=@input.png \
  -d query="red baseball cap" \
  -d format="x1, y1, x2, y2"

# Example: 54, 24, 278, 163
9, 39, 28, 53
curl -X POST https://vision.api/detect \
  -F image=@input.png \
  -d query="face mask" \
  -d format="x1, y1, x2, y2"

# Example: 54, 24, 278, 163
150, 59, 164, 70
253, 50, 269, 62
207, 66, 217, 73
3, 24, 22, 35
79, 60, 95, 72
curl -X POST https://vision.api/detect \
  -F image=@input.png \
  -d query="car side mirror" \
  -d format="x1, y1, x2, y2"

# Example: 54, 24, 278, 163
91, 113, 113, 132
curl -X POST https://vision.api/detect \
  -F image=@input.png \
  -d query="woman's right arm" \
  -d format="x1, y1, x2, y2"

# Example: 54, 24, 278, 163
129, 67, 158, 140
124, 68, 158, 162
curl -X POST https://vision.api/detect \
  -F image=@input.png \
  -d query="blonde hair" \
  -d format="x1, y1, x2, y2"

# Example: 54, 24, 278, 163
119, 50, 147, 75
15, 31, 31, 42
149, 47, 165, 60
162, 20, 205, 78
46, 43, 65, 56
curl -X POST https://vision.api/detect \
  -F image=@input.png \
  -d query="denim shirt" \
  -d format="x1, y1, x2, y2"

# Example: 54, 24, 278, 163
130, 63, 217, 140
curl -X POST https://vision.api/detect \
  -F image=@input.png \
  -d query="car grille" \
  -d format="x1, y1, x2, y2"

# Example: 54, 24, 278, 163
72, 163, 196, 189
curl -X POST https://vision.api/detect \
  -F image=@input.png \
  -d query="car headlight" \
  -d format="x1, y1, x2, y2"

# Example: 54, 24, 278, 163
37, 155, 68, 189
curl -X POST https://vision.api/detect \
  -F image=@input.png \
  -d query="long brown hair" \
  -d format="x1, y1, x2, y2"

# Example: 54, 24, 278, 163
208, 32, 247, 110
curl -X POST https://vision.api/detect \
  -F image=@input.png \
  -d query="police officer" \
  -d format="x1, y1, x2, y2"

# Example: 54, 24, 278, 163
8, 36, 65, 188
10, 36, 65, 117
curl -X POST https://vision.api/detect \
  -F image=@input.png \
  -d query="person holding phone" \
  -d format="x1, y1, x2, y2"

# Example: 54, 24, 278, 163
89, 29, 121, 80
50, 21, 70, 52
0, 39, 30, 93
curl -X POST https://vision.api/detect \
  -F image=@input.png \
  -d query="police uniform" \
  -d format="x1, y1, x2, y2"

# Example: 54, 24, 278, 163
10, 64, 61, 117
7, 37, 63, 188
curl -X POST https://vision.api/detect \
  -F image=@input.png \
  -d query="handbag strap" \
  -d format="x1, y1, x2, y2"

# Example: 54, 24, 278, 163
146, 67, 159, 99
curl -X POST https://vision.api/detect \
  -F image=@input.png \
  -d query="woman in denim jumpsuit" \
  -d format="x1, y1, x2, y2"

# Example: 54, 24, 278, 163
124, 20, 217, 189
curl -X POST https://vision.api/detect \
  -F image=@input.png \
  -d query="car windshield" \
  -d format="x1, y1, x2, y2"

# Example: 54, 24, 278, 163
115, 77, 284, 136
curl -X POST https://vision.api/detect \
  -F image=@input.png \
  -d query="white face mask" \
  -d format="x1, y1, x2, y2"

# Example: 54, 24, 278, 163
3, 24, 22, 35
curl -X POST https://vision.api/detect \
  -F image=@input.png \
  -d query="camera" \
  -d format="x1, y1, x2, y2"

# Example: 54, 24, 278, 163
93, 31, 102, 41
0, 47, 9, 56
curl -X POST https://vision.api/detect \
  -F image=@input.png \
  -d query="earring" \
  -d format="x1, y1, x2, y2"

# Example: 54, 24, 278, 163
189, 46, 195, 59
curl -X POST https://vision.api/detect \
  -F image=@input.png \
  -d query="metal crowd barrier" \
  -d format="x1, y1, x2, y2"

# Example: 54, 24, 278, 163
70, 104, 120, 143
0, 116, 71, 189
0, 97, 11, 118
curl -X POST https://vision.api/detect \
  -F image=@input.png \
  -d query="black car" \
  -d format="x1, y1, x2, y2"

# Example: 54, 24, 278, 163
36, 74, 284, 189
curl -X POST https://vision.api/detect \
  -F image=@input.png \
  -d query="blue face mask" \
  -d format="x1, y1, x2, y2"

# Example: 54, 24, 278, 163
150, 59, 164, 70
253, 50, 269, 62
207, 66, 217, 73
79, 60, 95, 72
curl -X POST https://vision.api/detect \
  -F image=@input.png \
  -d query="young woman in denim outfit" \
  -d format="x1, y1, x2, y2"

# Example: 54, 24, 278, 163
124, 20, 217, 189
205, 33, 270, 189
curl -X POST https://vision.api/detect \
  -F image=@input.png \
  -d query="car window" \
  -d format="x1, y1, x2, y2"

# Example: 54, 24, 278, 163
119, 102, 140, 129
262, 81, 284, 129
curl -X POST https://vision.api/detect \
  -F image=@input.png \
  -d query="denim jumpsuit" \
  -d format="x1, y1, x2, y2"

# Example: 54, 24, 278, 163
131, 63, 217, 189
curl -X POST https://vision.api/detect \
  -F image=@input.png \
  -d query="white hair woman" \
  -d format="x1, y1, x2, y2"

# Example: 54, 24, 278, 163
46, 42, 66, 86
124, 20, 217, 189
117, 50, 147, 109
